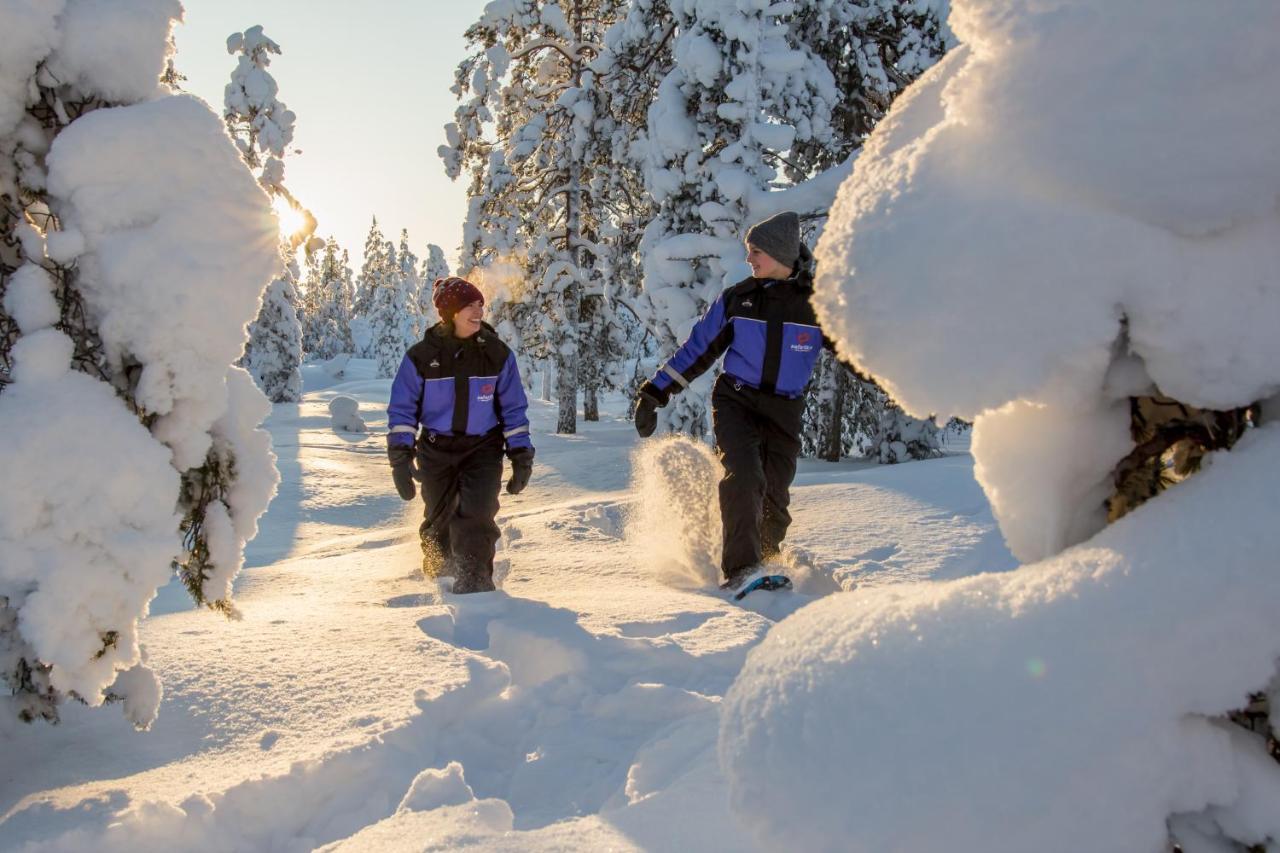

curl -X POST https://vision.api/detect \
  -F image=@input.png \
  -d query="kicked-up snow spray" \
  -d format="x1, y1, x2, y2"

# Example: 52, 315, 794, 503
628, 435, 722, 589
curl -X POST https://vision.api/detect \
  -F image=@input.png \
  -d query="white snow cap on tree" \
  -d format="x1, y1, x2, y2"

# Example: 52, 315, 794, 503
810, 0, 1280, 561
45, 0, 184, 105
0, 346, 180, 723
47, 94, 281, 469
723, 2, 1280, 851
224, 24, 296, 185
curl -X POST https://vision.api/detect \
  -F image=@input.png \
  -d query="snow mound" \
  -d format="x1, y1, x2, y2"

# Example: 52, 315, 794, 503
327, 395, 366, 433
628, 435, 721, 588
721, 424, 1280, 852
396, 761, 475, 813
302, 353, 352, 390
319, 800, 515, 852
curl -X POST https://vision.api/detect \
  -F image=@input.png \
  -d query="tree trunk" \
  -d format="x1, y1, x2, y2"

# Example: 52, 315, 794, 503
541, 363, 552, 402
821, 362, 847, 462
556, 346, 578, 434
584, 384, 599, 421
554, 0, 585, 438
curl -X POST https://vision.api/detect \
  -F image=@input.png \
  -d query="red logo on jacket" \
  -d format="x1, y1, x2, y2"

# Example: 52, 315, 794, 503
480, 383, 495, 394
796, 332, 812, 345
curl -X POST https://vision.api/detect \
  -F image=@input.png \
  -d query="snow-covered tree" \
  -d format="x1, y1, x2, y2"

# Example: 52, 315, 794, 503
352, 216, 388, 322
224, 25, 316, 403
301, 238, 354, 361
0, 3, 279, 728
417, 242, 450, 325
398, 231, 422, 338
367, 230, 421, 378
870, 402, 943, 464
802, 351, 879, 460
803, 350, 944, 463
637, 0, 837, 435
445, 0, 638, 434
241, 274, 303, 401
224, 26, 294, 188
780, 3, 949, 460
570, 2, 677, 420
786, 0, 948, 179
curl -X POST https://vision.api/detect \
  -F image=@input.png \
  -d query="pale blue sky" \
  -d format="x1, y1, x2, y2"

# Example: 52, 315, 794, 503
174, 1, 487, 271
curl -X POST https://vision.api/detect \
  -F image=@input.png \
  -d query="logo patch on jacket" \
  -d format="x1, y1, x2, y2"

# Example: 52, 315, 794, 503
477, 382, 496, 402
790, 331, 815, 353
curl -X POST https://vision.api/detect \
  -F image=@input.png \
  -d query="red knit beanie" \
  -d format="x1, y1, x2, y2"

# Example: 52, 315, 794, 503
433, 276, 485, 323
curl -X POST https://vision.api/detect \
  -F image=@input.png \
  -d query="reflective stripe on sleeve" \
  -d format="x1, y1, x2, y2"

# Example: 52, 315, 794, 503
503, 425, 529, 439
662, 364, 690, 389
389, 425, 417, 435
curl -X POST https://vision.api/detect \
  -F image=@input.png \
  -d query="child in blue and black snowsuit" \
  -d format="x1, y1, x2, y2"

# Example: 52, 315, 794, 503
386, 277, 534, 593
633, 211, 832, 590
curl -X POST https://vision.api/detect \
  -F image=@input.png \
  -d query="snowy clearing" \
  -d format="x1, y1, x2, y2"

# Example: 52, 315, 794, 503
0, 369, 1004, 851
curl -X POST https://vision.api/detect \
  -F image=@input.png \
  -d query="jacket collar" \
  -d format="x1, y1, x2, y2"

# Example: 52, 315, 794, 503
426, 321, 500, 357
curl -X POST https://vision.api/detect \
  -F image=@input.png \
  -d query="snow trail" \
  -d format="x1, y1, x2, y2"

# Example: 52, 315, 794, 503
0, 375, 1010, 851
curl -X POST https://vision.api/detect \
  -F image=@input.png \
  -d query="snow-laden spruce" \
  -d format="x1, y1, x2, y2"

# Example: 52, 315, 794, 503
416, 242, 449, 326
225, 25, 314, 404
785, 0, 950, 463
242, 275, 304, 403
300, 238, 356, 361
639, 0, 837, 435
350, 220, 424, 378
722, 1, 1280, 849
0, 2, 279, 728
445, 0, 630, 434
366, 230, 422, 378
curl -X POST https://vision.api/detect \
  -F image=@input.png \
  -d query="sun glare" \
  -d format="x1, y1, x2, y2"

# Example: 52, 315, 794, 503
272, 195, 309, 240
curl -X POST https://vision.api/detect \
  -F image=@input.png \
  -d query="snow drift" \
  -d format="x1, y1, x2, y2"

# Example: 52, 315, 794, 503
722, 424, 1280, 852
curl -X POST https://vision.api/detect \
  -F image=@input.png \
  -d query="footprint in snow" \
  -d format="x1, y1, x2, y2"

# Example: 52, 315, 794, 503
615, 611, 718, 638
854, 543, 900, 563
386, 593, 435, 608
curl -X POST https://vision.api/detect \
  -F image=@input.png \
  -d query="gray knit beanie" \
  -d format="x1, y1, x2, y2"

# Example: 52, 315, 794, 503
745, 211, 801, 271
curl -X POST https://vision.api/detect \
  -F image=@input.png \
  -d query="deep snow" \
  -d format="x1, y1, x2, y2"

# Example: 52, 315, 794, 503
0, 362, 1007, 851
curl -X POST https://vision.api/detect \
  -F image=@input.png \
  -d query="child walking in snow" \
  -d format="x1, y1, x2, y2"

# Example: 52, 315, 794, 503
633, 211, 833, 590
386, 277, 534, 593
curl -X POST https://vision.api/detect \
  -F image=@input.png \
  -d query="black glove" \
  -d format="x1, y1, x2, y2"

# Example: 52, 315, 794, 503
506, 447, 534, 495
387, 442, 417, 501
633, 381, 668, 439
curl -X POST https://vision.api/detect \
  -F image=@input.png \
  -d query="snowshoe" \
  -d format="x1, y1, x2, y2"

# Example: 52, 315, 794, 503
720, 567, 793, 601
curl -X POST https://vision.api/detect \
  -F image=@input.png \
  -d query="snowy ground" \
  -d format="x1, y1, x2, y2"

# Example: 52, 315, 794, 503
0, 363, 1012, 851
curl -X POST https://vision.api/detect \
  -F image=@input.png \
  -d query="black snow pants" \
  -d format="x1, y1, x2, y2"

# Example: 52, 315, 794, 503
712, 374, 804, 582
416, 429, 504, 593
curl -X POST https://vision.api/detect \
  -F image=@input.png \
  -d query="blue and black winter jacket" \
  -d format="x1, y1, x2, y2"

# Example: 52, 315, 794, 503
387, 322, 532, 450
649, 263, 828, 400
